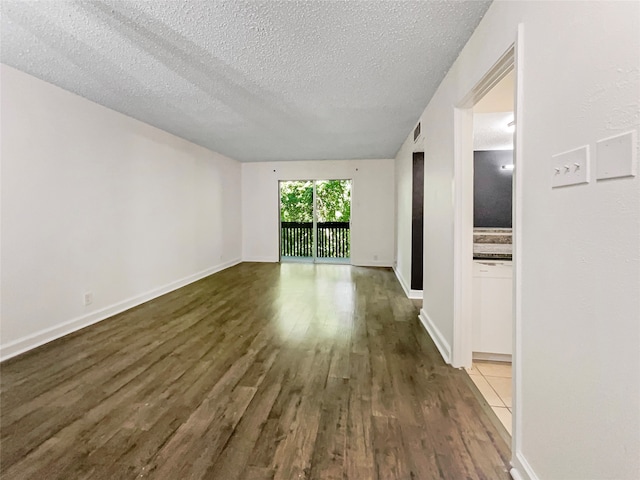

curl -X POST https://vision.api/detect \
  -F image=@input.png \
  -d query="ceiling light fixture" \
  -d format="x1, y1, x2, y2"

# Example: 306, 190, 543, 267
506, 119, 516, 132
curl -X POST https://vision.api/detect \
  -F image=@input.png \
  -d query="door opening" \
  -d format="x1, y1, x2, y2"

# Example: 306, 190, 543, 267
452, 37, 522, 463
279, 179, 351, 264
411, 152, 424, 290
468, 68, 515, 439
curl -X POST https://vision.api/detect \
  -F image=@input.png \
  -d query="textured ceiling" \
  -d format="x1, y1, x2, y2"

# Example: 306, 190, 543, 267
1, 0, 491, 162
474, 112, 514, 151
473, 71, 514, 151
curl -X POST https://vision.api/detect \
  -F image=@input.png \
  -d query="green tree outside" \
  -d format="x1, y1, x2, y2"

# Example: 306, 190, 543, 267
279, 180, 314, 222
316, 180, 351, 222
280, 180, 351, 222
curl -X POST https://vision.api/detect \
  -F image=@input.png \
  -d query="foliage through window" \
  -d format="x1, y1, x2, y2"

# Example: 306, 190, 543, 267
280, 180, 351, 222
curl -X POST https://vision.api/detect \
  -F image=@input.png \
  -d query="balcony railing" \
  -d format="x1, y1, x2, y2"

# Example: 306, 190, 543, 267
280, 221, 350, 258
280, 222, 313, 257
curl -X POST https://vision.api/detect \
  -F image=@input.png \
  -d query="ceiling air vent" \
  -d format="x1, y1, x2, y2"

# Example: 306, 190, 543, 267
413, 122, 421, 142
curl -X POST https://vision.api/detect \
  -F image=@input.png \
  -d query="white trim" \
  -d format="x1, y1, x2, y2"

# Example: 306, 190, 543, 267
0, 258, 242, 362
509, 467, 525, 480
512, 22, 526, 472
452, 106, 475, 369
472, 352, 512, 363
418, 308, 451, 364
510, 450, 539, 480
458, 48, 515, 108
393, 266, 423, 299
350, 258, 393, 268
243, 256, 279, 263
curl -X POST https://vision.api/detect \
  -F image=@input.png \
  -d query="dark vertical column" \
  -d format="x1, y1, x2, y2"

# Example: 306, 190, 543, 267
411, 152, 424, 291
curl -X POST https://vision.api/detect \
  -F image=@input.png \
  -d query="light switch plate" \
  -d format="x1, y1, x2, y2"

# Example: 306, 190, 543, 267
596, 130, 637, 180
551, 145, 590, 188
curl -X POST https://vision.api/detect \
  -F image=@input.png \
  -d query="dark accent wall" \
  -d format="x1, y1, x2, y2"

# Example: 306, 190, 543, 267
474, 150, 513, 228
411, 152, 424, 290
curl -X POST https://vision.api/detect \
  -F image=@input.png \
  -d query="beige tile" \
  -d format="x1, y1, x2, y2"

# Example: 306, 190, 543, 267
475, 361, 512, 378
485, 376, 512, 408
469, 374, 505, 408
465, 364, 482, 376
492, 406, 512, 435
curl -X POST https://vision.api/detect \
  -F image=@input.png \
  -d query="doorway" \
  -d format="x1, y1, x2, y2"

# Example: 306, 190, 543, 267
411, 152, 424, 290
466, 69, 515, 435
279, 179, 351, 264
452, 36, 522, 465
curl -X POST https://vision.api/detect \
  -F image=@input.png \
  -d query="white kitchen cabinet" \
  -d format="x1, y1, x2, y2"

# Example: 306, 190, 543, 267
472, 260, 513, 355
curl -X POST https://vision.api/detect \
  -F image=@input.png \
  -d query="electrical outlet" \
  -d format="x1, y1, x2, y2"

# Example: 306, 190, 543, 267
84, 291, 93, 306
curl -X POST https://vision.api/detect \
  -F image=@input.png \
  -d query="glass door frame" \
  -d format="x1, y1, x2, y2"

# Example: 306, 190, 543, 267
312, 180, 318, 261
279, 178, 352, 264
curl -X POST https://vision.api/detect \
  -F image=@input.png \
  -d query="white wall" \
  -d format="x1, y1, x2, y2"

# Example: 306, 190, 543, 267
393, 135, 418, 297
400, 1, 639, 478
242, 159, 394, 266
0, 64, 242, 360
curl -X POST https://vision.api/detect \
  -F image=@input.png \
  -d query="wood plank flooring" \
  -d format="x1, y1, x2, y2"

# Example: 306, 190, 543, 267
0, 263, 511, 479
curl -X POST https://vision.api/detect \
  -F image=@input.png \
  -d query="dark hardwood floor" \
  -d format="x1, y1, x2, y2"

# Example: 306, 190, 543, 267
0, 263, 511, 479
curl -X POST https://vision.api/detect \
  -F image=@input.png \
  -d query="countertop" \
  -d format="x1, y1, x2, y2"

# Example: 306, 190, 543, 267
473, 228, 512, 260
473, 254, 512, 261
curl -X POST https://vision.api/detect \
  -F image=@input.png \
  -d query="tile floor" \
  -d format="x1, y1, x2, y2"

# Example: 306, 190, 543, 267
466, 360, 512, 435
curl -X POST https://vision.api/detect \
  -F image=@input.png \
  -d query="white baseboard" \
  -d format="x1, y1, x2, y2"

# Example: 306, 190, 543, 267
510, 467, 525, 480
242, 256, 393, 267
510, 450, 538, 480
393, 267, 423, 300
418, 308, 452, 364
0, 258, 242, 362
350, 258, 393, 267
242, 256, 279, 263
473, 352, 512, 363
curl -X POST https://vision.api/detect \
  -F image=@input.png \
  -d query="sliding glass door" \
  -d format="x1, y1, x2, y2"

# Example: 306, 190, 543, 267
279, 179, 351, 263
315, 180, 351, 262
279, 180, 314, 261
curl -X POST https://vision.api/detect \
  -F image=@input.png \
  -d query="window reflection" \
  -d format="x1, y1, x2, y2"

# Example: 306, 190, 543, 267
275, 264, 355, 343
